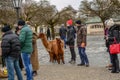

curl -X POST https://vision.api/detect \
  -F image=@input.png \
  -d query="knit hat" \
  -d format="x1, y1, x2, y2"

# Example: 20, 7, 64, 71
1, 25, 11, 32
66, 19, 73, 25
75, 20, 81, 24
18, 20, 25, 26
105, 18, 114, 27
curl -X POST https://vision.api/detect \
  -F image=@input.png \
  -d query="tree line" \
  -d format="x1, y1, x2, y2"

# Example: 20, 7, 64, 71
0, 0, 119, 38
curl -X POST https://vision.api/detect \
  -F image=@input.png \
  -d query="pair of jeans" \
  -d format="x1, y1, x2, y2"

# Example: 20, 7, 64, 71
5, 56, 23, 80
69, 46, 76, 61
78, 47, 89, 64
21, 53, 33, 80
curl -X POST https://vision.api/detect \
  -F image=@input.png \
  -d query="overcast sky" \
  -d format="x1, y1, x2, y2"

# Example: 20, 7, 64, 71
34, 0, 82, 10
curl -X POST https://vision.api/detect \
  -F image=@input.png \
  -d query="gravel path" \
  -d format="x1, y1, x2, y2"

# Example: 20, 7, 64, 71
39, 65, 120, 80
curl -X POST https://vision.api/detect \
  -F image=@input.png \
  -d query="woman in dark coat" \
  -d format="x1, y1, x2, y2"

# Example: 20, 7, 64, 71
66, 19, 76, 64
108, 24, 120, 73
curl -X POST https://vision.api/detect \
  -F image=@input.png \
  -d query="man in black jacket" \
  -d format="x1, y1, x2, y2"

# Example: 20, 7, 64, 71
66, 19, 76, 64
1, 25, 23, 80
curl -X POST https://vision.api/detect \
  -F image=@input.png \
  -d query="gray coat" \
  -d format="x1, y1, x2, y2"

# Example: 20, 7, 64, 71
1, 31, 21, 58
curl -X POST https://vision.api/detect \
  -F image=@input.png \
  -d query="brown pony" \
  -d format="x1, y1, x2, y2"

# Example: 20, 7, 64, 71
56, 38, 65, 64
39, 33, 64, 64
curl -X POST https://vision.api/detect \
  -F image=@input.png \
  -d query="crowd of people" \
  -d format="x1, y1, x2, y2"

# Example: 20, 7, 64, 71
1, 20, 39, 80
59, 19, 120, 72
0, 18, 119, 80
59, 19, 89, 66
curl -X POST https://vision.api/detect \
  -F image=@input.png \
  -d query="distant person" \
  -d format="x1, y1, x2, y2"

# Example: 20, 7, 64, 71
75, 20, 89, 67
47, 27, 51, 40
59, 24, 67, 48
30, 33, 39, 76
104, 19, 113, 69
1, 25, 23, 80
1, 24, 8, 68
66, 19, 76, 64
18, 20, 33, 80
40, 27, 43, 33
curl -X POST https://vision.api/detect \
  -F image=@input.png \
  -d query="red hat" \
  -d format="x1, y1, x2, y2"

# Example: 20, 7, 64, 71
66, 19, 73, 25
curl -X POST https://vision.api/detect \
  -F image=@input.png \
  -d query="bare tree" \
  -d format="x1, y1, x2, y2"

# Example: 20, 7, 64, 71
58, 5, 77, 25
110, 0, 120, 15
79, 0, 118, 29
21, 0, 77, 39
0, 0, 16, 26
40, 5, 77, 39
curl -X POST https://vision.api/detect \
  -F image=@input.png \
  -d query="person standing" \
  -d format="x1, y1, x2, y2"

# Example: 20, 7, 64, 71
47, 27, 51, 40
75, 20, 89, 67
15, 27, 24, 70
107, 19, 120, 73
59, 24, 67, 48
66, 19, 76, 64
40, 27, 43, 33
30, 33, 39, 76
104, 19, 114, 69
1, 25, 23, 80
18, 20, 33, 80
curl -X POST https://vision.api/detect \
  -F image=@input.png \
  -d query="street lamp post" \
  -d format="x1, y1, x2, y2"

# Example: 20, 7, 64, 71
13, 0, 22, 21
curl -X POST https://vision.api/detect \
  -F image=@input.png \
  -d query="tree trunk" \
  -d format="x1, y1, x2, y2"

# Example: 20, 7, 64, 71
35, 26, 38, 33
101, 19, 106, 36
101, 20, 106, 30
50, 25, 55, 39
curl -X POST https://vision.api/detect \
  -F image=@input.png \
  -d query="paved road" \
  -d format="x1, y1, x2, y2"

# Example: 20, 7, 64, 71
1, 35, 120, 80
36, 35, 120, 80
38, 35, 118, 67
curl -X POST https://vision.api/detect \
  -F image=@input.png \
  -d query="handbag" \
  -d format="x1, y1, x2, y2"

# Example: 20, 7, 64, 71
110, 37, 120, 54
0, 68, 8, 78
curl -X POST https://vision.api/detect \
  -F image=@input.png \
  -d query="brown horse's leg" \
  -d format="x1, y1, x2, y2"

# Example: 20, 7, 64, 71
61, 54, 65, 64
56, 54, 60, 64
50, 52, 54, 63
49, 52, 51, 62
53, 54, 57, 63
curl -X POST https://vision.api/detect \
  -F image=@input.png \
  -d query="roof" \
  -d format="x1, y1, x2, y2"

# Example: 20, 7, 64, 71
85, 17, 101, 24
85, 16, 120, 24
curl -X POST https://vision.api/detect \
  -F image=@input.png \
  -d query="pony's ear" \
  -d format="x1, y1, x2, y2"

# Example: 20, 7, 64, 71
56, 38, 59, 40
56, 38, 61, 43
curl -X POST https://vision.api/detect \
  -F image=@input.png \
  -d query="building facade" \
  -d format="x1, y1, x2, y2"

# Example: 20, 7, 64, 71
86, 21, 120, 35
